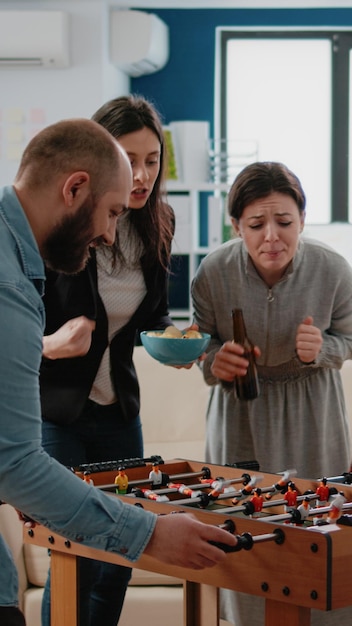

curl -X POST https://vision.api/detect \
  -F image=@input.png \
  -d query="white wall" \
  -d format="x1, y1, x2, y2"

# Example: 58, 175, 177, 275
303, 222, 352, 267
2, 0, 349, 6
0, 1, 129, 185
108, 0, 352, 7
1, 1, 352, 274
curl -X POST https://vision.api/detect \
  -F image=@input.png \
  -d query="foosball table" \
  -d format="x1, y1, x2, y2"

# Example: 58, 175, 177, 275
23, 457, 352, 626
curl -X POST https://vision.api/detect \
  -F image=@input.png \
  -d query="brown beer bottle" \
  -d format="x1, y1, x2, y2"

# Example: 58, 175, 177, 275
232, 308, 260, 401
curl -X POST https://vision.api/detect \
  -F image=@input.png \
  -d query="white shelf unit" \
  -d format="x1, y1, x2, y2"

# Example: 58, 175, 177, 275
166, 182, 230, 324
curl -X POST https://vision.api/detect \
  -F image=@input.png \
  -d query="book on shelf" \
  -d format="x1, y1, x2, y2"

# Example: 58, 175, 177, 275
163, 125, 180, 181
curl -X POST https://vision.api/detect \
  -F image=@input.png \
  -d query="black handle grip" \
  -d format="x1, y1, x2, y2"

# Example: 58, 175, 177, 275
210, 531, 253, 553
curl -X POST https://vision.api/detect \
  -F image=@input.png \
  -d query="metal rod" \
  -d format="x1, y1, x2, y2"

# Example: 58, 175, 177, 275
256, 512, 294, 523
98, 469, 251, 492
211, 528, 285, 553
98, 469, 210, 491
214, 492, 317, 515
251, 531, 282, 544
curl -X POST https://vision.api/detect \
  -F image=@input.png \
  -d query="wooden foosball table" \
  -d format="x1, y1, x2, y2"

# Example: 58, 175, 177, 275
23, 457, 352, 626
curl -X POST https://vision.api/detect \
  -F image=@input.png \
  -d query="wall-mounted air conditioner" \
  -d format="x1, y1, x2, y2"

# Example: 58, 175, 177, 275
110, 10, 169, 77
0, 11, 70, 68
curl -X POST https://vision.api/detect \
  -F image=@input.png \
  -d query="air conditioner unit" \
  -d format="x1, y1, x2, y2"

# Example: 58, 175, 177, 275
0, 11, 70, 68
110, 10, 169, 77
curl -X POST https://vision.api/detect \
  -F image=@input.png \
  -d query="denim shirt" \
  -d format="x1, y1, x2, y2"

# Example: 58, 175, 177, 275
0, 186, 156, 607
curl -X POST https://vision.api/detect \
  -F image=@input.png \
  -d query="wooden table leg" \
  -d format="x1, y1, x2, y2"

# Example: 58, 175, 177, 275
265, 599, 311, 626
51, 551, 78, 626
184, 581, 219, 626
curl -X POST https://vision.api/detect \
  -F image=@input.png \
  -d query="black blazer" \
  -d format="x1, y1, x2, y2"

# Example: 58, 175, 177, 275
40, 250, 172, 425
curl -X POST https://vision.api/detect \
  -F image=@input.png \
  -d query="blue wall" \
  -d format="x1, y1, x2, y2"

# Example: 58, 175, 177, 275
131, 7, 352, 132
131, 7, 352, 310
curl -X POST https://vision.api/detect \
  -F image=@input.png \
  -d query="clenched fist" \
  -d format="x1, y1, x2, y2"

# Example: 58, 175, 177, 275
42, 316, 96, 359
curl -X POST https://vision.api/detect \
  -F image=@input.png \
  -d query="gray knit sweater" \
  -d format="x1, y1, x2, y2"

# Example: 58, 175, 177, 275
192, 236, 352, 479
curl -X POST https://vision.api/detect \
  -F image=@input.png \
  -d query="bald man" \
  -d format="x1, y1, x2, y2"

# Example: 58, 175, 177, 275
0, 118, 236, 625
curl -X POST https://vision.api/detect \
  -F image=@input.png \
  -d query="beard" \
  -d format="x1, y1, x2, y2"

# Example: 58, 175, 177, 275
43, 195, 101, 274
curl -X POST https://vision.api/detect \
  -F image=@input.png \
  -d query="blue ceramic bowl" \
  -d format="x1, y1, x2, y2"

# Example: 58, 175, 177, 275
140, 330, 211, 366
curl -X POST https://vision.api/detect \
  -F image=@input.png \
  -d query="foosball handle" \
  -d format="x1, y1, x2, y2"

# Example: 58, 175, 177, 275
210, 519, 254, 552
225, 460, 260, 472
210, 531, 254, 553
210, 520, 285, 553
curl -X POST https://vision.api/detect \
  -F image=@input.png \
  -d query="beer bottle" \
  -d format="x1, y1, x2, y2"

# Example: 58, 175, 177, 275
232, 308, 260, 401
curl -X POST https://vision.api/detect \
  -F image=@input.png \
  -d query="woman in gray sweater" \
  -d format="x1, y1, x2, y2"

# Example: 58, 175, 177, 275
191, 161, 352, 626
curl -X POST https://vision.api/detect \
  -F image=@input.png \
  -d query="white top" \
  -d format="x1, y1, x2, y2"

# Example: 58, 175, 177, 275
89, 215, 146, 405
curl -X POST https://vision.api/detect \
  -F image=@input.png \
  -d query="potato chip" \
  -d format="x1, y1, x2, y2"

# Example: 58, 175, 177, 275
146, 327, 203, 340
183, 330, 202, 339
164, 326, 183, 338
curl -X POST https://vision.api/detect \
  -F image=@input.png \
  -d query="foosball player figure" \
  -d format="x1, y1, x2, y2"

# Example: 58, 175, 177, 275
179, 484, 203, 498
295, 496, 311, 524
149, 461, 168, 487
132, 488, 169, 502
208, 477, 227, 500
327, 492, 346, 524
248, 487, 264, 517
265, 468, 297, 500
283, 481, 298, 511
314, 476, 330, 520
315, 477, 330, 507
166, 482, 210, 508
83, 471, 94, 485
114, 466, 128, 495
168, 482, 203, 499
232, 475, 262, 505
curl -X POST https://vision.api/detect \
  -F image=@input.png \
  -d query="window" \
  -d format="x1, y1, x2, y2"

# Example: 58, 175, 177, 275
218, 30, 352, 224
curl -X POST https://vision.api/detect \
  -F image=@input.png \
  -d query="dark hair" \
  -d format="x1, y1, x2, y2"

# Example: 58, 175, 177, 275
228, 161, 306, 221
15, 118, 122, 202
92, 95, 173, 269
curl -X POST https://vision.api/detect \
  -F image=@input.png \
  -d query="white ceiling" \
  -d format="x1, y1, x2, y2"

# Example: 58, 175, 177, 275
1, 0, 352, 7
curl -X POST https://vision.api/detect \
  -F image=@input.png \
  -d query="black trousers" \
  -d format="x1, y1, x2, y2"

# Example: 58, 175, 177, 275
0, 607, 26, 626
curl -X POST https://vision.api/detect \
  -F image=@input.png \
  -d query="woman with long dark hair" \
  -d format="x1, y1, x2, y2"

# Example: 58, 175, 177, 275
40, 95, 175, 626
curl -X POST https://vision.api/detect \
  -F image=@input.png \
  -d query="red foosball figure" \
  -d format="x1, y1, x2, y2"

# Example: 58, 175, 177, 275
327, 492, 346, 524
232, 475, 262, 505
168, 482, 202, 498
208, 477, 227, 500
283, 481, 298, 511
249, 487, 264, 517
265, 468, 297, 500
315, 477, 330, 507
314, 476, 331, 519
140, 488, 169, 502
201, 476, 236, 500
